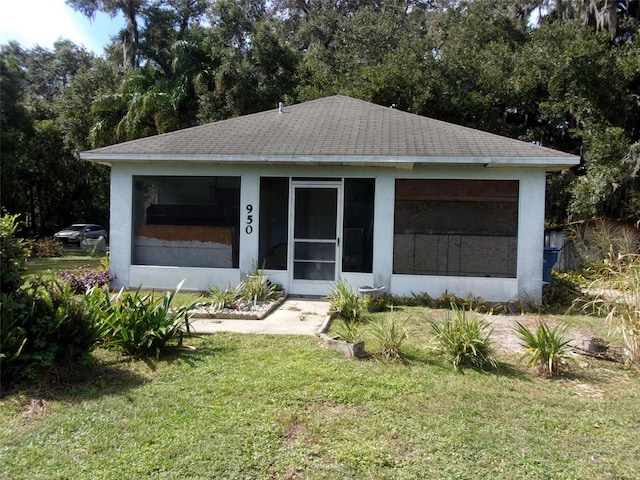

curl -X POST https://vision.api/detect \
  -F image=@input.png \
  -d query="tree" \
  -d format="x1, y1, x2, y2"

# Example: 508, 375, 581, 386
529, 0, 640, 39
512, 21, 640, 221
28, 0, 636, 228
166, 0, 209, 36
88, 36, 218, 144
137, 0, 209, 70
56, 58, 123, 151
200, 14, 299, 121
295, 4, 434, 109
1, 45, 34, 232
413, 1, 531, 134
17, 40, 95, 121
66, 0, 149, 70
1, 41, 110, 236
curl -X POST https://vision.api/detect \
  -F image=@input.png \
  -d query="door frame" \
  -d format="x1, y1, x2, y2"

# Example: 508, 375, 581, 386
288, 180, 343, 296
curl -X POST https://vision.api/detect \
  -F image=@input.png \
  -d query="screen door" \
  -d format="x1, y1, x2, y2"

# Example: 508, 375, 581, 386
290, 183, 342, 294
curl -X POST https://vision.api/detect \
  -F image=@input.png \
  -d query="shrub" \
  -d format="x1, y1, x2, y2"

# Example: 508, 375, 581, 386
0, 293, 28, 385
1, 278, 103, 386
326, 279, 366, 322
87, 281, 198, 358
368, 309, 408, 360
515, 320, 573, 377
542, 272, 582, 312
429, 306, 498, 371
32, 237, 64, 257
362, 293, 389, 313
0, 213, 30, 295
388, 291, 508, 315
58, 267, 115, 294
568, 219, 639, 265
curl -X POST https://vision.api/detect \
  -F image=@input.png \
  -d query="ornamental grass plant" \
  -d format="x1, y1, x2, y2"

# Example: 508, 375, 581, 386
332, 317, 363, 344
367, 309, 408, 360
429, 305, 498, 371
579, 254, 640, 369
515, 320, 573, 377
326, 279, 366, 323
85, 280, 198, 358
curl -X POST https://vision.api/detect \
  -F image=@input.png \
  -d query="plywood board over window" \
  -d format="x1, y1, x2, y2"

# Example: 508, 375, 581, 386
394, 179, 519, 278
132, 176, 240, 268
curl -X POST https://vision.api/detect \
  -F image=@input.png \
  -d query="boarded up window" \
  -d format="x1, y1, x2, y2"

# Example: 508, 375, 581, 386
393, 179, 518, 278
133, 176, 240, 268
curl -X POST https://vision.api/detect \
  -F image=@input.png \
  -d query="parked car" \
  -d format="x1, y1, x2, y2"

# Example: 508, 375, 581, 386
54, 224, 108, 245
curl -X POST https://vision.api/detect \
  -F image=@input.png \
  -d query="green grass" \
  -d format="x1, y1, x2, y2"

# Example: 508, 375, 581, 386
23, 254, 204, 306
24, 252, 107, 276
4, 265, 638, 478
1, 328, 639, 479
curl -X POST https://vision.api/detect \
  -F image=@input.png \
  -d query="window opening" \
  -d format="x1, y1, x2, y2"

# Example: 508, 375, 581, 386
393, 179, 518, 278
133, 176, 240, 268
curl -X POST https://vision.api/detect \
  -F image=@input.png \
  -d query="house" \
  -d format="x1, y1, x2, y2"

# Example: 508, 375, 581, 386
81, 95, 580, 301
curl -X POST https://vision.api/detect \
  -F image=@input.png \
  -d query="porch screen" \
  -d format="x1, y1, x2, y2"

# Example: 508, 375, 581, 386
393, 179, 518, 278
343, 178, 374, 273
259, 177, 289, 270
133, 176, 240, 268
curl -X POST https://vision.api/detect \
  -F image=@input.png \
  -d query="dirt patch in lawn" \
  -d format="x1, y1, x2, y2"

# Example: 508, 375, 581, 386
481, 313, 598, 355
420, 308, 600, 356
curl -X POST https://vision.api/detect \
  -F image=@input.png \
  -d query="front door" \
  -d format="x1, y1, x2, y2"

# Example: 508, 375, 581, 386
289, 182, 342, 295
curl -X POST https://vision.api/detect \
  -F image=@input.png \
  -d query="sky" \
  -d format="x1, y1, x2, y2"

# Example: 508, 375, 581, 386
0, 0, 125, 54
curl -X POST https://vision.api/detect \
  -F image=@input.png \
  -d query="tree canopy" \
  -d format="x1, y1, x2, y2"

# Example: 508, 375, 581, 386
2, 0, 639, 236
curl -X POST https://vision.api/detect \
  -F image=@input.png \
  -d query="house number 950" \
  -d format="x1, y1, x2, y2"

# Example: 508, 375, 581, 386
245, 204, 253, 234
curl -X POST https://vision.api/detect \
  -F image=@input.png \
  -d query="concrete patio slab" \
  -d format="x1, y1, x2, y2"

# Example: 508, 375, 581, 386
188, 298, 330, 336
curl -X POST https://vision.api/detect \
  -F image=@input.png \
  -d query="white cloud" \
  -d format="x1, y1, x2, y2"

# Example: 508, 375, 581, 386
0, 0, 122, 54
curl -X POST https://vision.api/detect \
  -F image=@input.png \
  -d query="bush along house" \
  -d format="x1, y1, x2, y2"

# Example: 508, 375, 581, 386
81, 95, 580, 301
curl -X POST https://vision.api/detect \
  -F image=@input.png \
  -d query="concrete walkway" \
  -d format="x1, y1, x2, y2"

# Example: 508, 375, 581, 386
189, 298, 330, 335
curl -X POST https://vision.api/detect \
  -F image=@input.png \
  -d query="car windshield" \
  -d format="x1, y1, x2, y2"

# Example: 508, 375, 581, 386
66, 225, 86, 231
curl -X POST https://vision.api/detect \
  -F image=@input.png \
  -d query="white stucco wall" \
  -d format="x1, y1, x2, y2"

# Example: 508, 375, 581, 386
108, 162, 547, 300
109, 166, 134, 288
372, 175, 394, 290
239, 173, 260, 278
515, 169, 546, 300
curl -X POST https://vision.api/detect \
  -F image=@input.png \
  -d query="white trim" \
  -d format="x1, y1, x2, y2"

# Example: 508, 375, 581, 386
82, 152, 579, 171
391, 275, 518, 303
288, 181, 344, 295
129, 265, 241, 291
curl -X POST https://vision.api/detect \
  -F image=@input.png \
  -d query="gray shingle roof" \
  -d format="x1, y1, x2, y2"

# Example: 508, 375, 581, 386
81, 95, 579, 167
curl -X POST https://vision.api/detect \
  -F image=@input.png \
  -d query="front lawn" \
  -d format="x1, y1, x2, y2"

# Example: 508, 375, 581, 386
24, 251, 107, 277
1, 327, 638, 479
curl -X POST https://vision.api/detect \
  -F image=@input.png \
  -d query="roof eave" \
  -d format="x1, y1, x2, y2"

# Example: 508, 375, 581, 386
80, 152, 580, 170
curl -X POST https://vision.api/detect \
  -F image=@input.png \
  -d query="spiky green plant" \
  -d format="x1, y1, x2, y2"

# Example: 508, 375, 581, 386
86, 280, 199, 358
368, 309, 408, 360
242, 274, 280, 305
515, 320, 573, 377
208, 283, 244, 310
332, 318, 363, 344
326, 279, 366, 323
429, 305, 498, 371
